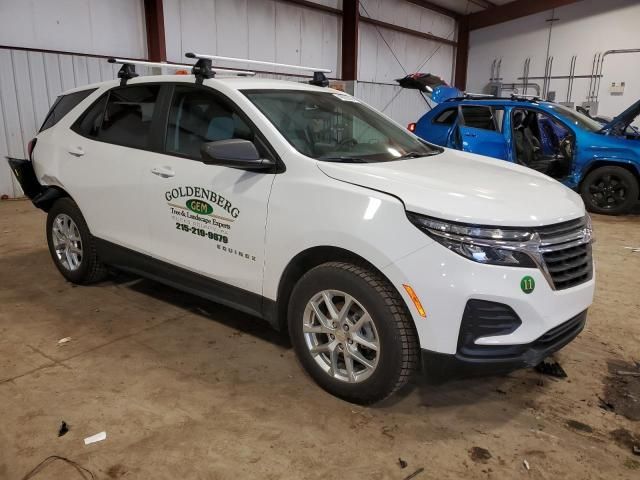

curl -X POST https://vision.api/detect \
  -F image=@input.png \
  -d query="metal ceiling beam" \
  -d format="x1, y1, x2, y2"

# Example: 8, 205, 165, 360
405, 0, 460, 19
467, 0, 584, 30
360, 17, 457, 46
278, 0, 341, 15
469, 0, 497, 9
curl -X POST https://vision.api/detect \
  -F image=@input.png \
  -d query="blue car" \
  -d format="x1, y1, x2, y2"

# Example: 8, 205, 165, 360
412, 95, 640, 215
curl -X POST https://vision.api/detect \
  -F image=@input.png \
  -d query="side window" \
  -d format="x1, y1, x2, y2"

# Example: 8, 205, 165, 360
165, 86, 258, 160
433, 108, 457, 125
97, 85, 161, 149
461, 105, 497, 131
72, 94, 108, 138
40, 88, 97, 132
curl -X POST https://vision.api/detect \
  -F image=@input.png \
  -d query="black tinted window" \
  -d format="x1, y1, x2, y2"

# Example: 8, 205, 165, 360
166, 86, 255, 159
434, 108, 457, 125
72, 94, 108, 138
40, 89, 96, 132
97, 85, 160, 149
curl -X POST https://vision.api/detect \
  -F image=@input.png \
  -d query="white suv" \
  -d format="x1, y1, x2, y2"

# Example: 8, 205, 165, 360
8, 57, 595, 404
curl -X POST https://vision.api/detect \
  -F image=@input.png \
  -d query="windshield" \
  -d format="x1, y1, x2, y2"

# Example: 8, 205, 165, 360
546, 104, 603, 132
243, 90, 441, 162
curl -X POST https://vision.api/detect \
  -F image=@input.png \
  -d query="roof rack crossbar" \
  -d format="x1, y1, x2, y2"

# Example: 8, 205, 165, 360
186, 52, 331, 87
108, 57, 195, 85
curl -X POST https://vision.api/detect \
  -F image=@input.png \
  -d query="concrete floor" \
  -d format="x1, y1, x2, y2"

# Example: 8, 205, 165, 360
1, 199, 639, 479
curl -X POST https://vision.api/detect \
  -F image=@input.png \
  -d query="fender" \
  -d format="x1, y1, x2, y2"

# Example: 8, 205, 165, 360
578, 156, 640, 182
6, 157, 66, 211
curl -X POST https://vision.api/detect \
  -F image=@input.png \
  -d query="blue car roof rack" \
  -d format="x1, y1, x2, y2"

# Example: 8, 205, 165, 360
444, 93, 543, 103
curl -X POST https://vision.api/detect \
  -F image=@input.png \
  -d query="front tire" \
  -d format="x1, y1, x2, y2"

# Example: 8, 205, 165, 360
46, 197, 107, 284
580, 166, 639, 215
288, 262, 419, 404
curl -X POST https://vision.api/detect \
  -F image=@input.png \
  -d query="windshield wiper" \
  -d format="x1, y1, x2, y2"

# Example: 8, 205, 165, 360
319, 156, 368, 163
396, 151, 441, 160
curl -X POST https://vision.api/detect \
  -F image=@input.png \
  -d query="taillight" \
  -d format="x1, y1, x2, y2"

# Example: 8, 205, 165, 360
27, 138, 37, 161
407, 122, 416, 133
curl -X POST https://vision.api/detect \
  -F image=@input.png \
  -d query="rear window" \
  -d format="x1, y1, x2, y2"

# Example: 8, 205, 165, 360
433, 108, 457, 125
40, 89, 96, 132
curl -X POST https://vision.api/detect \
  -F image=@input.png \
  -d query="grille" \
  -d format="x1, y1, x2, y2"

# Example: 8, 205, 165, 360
535, 218, 593, 290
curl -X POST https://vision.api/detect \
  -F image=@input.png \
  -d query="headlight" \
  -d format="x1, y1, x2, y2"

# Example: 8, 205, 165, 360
407, 212, 537, 267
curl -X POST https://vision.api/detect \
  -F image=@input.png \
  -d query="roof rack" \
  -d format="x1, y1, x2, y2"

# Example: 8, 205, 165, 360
444, 94, 543, 103
185, 52, 331, 87
108, 58, 194, 85
107, 57, 256, 86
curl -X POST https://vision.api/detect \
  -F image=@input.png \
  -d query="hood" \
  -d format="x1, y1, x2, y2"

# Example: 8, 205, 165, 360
601, 98, 640, 132
317, 150, 585, 227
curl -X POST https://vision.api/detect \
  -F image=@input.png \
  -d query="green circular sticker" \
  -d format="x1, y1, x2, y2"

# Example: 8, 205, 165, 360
520, 275, 535, 294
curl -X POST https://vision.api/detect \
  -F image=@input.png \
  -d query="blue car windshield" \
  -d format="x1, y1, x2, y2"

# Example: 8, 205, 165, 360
546, 104, 602, 132
243, 90, 441, 162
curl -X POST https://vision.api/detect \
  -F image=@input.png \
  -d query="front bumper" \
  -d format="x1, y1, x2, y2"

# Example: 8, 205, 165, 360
421, 309, 587, 382
382, 239, 594, 355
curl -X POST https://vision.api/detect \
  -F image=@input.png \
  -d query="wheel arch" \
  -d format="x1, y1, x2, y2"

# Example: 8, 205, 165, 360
580, 159, 640, 198
270, 246, 412, 333
34, 185, 72, 211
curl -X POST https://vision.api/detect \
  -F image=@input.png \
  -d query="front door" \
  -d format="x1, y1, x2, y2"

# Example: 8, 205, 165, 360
143, 84, 276, 295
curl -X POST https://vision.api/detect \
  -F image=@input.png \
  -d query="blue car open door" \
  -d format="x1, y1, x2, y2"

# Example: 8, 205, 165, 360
449, 105, 510, 160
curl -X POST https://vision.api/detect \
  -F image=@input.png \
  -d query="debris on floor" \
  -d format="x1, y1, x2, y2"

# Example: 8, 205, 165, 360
634, 445, 640, 456
402, 467, 424, 480
603, 360, 640, 421
598, 396, 615, 412
58, 421, 69, 437
84, 431, 107, 445
19, 455, 96, 479
623, 246, 640, 253
616, 370, 640, 377
523, 459, 530, 471
535, 358, 568, 378
565, 419, 594, 433
469, 446, 492, 463
57, 337, 72, 345
398, 457, 408, 469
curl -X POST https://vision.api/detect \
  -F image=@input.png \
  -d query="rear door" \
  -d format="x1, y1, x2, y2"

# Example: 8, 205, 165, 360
57, 83, 164, 253
451, 105, 509, 160
141, 84, 276, 296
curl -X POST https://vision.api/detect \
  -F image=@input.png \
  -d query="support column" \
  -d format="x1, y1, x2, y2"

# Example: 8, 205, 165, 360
454, 17, 469, 90
144, 0, 166, 62
341, 0, 359, 81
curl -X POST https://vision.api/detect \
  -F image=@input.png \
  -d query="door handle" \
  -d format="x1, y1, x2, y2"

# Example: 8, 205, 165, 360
68, 146, 85, 157
463, 133, 477, 138
151, 166, 175, 178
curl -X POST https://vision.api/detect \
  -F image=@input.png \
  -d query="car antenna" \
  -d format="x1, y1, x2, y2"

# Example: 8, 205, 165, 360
184, 53, 332, 87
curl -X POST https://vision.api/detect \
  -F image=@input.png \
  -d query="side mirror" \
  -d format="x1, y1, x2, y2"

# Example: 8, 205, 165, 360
200, 139, 273, 170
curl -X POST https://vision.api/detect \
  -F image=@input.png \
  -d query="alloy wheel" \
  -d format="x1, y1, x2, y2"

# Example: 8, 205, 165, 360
302, 289, 380, 383
588, 173, 628, 209
51, 213, 83, 271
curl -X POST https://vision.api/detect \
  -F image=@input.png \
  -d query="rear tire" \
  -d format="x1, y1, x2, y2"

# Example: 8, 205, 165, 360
580, 166, 639, 215
288, 262, 419, 404
46, 197, 107, 284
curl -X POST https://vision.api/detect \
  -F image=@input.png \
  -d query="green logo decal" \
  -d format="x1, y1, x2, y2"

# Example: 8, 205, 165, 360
186, 199, 213, 215
520, 275, 535, 294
